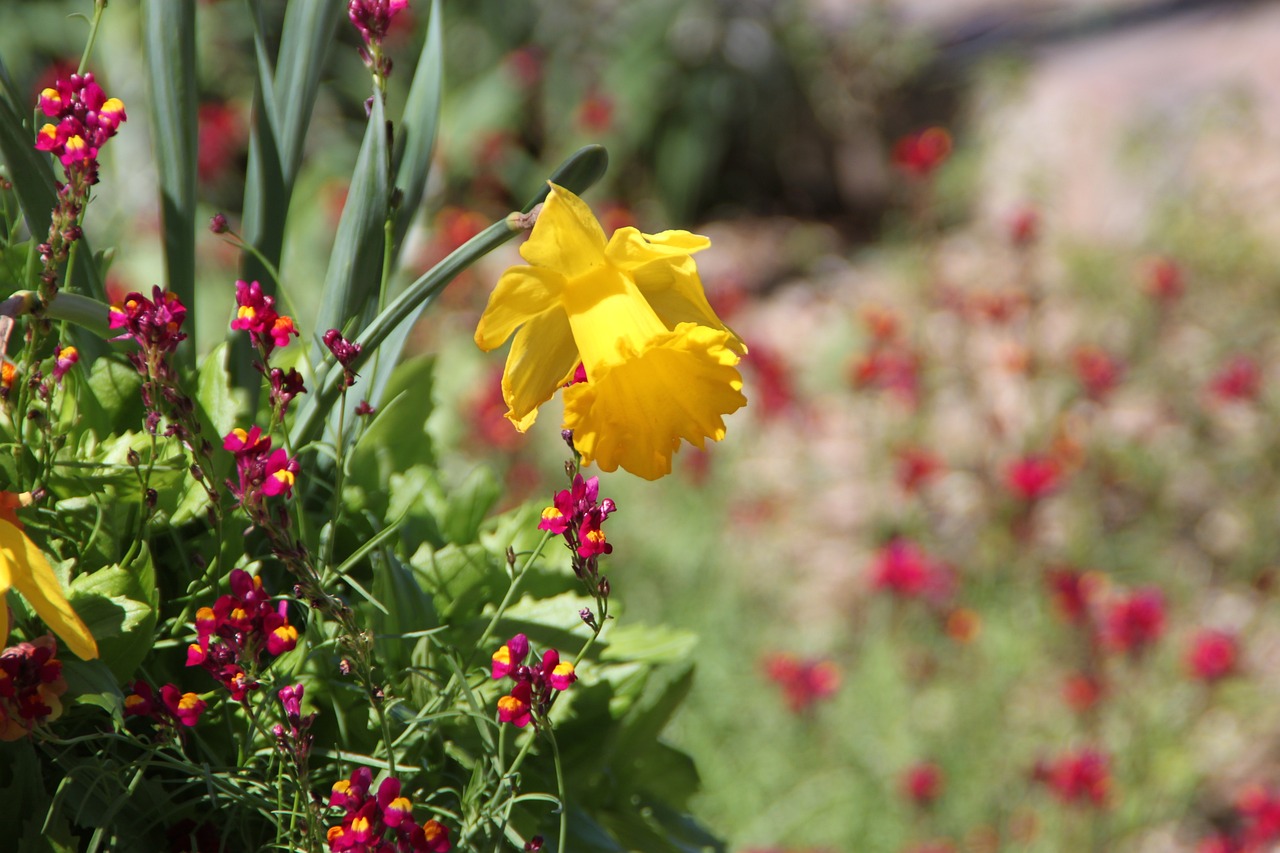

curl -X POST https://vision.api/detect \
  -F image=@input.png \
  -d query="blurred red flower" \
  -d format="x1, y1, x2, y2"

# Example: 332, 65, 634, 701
1004, 454, 1063, 502
1072, 345, 1124, 402
1208, 355, 1262, 403
1104, 587, 1166, 655
1035, 748, 1110, 807
1142, 256, 1184, 303
892, 127, 951, 177
762, 653, 840, 714
1185, 629, 1239, 682
901, 762, 944, 807
895, 446, 943, 494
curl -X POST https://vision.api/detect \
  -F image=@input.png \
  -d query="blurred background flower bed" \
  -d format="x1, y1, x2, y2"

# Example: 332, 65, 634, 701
7, 0, 1280, 851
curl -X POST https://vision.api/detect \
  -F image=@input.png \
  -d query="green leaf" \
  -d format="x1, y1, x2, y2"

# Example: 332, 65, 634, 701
236, 0, 343, 392
61, 657, 125, 719
311, 92, 391, 365
372, 552, 438, 674
410, 542, 503, 623
75, 357, 143, 440
391, 0, 444, 255
196, 341, 243, 438
424, 465, 501, 546
142, 0, 197, 361
352, 354, 436, 473
599, 622, 698, 665
68, 555, 158, 681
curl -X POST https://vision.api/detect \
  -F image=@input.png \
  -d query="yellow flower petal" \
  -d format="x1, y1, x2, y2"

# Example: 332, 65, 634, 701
0, 519, 98, 660
562, 324, 747, 480
604, 227, 710, 268
502, 309, 579, 431
475, 266, 563, 352
519, 184, 607, 279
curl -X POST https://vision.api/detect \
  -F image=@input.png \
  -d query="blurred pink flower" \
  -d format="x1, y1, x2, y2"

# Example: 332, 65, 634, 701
1185, 629, 1239, 683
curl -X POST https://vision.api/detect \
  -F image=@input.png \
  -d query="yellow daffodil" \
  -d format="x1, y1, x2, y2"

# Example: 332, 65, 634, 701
0, 493, 97, 660
475, 184, 747, 479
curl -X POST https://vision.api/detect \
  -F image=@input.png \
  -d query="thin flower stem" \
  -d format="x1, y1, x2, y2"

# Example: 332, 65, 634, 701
77, 1, 109, 76
548, 728, 569, 853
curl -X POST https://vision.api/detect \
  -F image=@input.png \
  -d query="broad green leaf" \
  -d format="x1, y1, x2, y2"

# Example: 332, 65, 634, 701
424, 465, 501, 546
75, 357, 143, 440
347, 354, 436, 487
196, 341, 242, 438
599, 622, 698, 665
68, 556, 157, 680
410, 542, 502, 622
61, 657, 125, 719
142, 0, 197, 361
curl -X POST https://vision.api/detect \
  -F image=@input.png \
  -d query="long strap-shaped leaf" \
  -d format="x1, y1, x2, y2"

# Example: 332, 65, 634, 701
234, 0, 343, 392
289, 145, 609, 451
142, 0, 197, 368
390, 0, 444, 258
309, 93, 391, 366
345, 0, 445, 436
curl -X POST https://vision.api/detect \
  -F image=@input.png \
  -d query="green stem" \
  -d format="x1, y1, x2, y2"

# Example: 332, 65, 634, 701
548, 729, 569, 853
78, 0, 109, 75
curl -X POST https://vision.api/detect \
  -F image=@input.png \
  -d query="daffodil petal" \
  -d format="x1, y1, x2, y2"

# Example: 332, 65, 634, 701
502, 308, 579, 431
604, 227, 710, 269
628, 259, 746, 355
519, 184, 607, 278
0, 519, 98, 660
562, 324, 747, 480
475, 266, 563, 351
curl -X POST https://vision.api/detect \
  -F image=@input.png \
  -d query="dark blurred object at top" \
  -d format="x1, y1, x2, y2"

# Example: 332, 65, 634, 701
441, 0, 1261, 235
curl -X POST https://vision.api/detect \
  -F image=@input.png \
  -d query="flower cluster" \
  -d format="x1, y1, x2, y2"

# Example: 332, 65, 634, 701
34, 72, 126, 185
1033, 748, 1111, 807
491, 633, 576, 728
231, 280, 300, 357
326, 767, 451, 852
348, 0, 409, 84
537, 473, 616, 561
761, 653, 840, 714
231, 280, 305, 416
224, 426, 300, 505
185, 569, 298, 700
323, 329, 363, 389
274, 684, 318, 788
109, 285, 189, 356
474, 184, 746, 480
123, 680, 207, 728
0, 636, 68, 740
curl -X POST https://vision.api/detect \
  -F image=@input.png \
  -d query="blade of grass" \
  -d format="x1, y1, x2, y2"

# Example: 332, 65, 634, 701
142, 0, 197, 366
